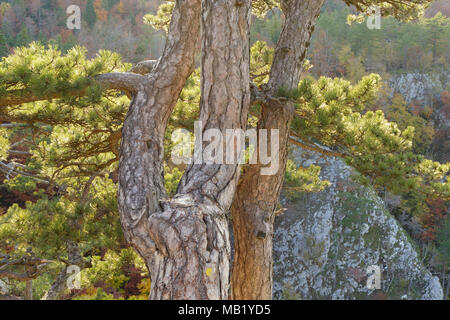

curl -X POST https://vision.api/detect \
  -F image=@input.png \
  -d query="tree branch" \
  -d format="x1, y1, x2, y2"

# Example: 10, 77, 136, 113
0, 72, 144, 108
129, 60, 159, 75
118, 0, 202, 275
250, 82, 291, 108
289, 136, 346, 158
95, 72, 145, 94
0, 88, 85, 108
0, 252, 52, 281
0, 160, 50, 184
0, 270, 38, 281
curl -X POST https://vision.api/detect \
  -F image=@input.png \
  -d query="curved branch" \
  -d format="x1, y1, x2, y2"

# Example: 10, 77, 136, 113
288, 136, 346, 158
95, 72, 145, 94
0, 253, 52, 281
250, 82, 291, 108
118, 0, 202, 282
129, 60, 159, 75
0, 270, 38, 281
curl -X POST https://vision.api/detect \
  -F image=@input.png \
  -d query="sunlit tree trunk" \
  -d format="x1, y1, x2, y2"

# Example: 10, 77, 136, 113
231, 0, 325, 300
118, 0, 251, 299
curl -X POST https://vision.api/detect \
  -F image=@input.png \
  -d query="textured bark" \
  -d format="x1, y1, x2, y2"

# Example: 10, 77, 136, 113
41, 267, 70, 300
118, 0, 250, 299
231, 0, 325, 300
25, 280, 32, 300
231, 100, 294, 300
118, 0, 201, 299
129, 60, 159, 75
0, 252, 50, 281
41, 242, 85, 300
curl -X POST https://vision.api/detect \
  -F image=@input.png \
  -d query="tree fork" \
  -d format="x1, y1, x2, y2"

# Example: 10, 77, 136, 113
118, 0, 251, 299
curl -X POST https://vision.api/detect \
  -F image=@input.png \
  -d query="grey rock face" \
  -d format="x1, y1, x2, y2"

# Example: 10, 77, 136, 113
273, 147, 443, 300
389, 73, 448, 106
389, 72, 449, 162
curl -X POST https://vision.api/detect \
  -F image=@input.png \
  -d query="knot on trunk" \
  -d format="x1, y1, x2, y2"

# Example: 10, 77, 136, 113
146, 199, 231, 299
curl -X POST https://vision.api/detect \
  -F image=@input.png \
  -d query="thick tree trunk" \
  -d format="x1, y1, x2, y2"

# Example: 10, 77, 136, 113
231, 100, 294, 300
231, 0, 325, 300
25, 280, 32, 300
118, 0, 251, 299
118, 0, 201, 300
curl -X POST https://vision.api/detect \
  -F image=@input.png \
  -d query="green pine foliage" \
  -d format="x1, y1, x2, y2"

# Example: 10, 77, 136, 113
291, 75, 449, 200
420, 12, 450, 64
0, 45, 199, 299
85, 0, 98, 28
0, 30, 8, 58
284, 159, 331, 200
251, 3, 449, 75
143, 1, 174, 32
250, 41, 449, 202
436, 219, 450, 267
385, 94, 435, 154
15, 24, 31, 48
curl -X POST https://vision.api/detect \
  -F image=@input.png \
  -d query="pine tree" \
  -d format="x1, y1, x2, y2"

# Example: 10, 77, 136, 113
85, 0, 97, 28
102, 0, 120, 10
41, 0, 57, 10
420, 12, 450, 64
0, 0, 446, 300
0, 30, 8, 58
15, 24, 31, 48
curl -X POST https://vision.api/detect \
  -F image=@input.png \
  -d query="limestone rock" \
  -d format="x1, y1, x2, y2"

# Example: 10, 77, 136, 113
273, 147, 443, 300
389, 72, 448, 106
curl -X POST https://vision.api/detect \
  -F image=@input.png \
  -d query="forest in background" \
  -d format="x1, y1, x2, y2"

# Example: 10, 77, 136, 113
0, 0, 448, 300
1, 1, 449, 73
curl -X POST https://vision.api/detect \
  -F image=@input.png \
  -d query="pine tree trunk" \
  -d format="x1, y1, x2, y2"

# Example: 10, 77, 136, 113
118, 0, 251, 299
25, 280, 32, 300
231, 0, 325, 300
42, 242, 85, 300
231, 101, 294, 300
41, 267, 70, 300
